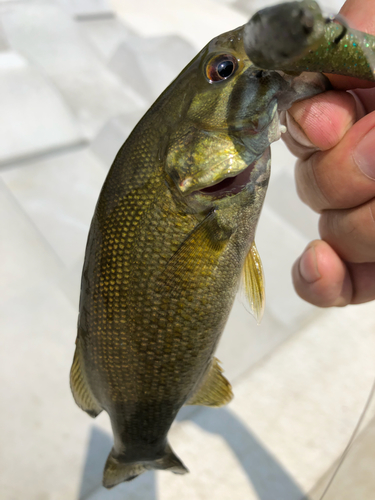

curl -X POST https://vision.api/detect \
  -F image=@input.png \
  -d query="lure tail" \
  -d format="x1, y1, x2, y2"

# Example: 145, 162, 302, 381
102, 442, 188, 488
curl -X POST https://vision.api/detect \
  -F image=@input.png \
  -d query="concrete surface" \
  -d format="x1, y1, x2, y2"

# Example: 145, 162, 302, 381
1, 2, 145, 138
0, 50, 84, 166
0, 1, 374, 499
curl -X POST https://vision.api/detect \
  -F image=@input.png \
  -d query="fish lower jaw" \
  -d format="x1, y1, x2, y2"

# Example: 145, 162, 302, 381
198, 160, 257, 197
198, 151, 269, 199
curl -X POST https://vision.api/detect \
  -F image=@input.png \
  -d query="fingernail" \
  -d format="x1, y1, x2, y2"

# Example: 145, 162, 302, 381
285, 111, 316, 149
353, 128, 375, 180
299, 246, 321, 283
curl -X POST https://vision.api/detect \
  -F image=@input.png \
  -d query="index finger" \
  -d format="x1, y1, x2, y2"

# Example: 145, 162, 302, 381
295, 107, 375, 212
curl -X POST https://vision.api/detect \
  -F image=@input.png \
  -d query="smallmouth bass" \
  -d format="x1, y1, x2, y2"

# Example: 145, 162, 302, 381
70, 2, 375, 489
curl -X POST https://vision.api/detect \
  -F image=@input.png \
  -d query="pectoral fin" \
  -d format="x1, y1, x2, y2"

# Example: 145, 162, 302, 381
156, 210, 230, 296
70, 342, 102, 418
240, 240, 265, 324
186, 358, 233, 407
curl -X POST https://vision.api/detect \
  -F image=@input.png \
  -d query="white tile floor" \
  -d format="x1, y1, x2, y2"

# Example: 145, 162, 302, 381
0, 50, 84, 165
1, 1, 374, 499
1, 149, 107, 266
1, 3, 146, 138
108, 34, 197, 102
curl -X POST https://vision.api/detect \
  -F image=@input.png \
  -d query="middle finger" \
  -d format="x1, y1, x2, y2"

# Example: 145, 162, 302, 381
319, 197, 375, 263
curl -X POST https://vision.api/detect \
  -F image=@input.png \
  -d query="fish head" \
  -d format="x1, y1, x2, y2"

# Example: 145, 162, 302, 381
163, 26, 329, 225
164, 27, 282, 217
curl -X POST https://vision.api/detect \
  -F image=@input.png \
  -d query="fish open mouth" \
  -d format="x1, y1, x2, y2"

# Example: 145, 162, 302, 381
199, 159, 258, 198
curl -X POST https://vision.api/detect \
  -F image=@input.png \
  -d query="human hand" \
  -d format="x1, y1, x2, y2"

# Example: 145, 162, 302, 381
282, 0, 375, 307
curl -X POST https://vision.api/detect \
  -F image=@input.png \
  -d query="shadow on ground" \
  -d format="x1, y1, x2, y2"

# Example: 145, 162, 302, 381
78, 407, 305, 500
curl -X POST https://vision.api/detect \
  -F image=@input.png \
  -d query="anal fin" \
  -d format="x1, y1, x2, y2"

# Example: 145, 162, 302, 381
186, 357, 233, 407
70, 343, 102, 418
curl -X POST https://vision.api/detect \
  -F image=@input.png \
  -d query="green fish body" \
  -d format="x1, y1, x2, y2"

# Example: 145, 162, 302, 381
70, 4, 374, 489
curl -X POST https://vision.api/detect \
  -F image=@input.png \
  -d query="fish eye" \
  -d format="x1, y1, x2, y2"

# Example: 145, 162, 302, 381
206, 54, 238, 83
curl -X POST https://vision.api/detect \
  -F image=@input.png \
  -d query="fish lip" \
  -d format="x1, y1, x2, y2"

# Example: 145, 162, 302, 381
227, 100, 278, 136
227, 122, 262, 135
197, 153, 267, 199
190, 107, 278, 199
178, 105, 278, 198
227, 120, 268, 136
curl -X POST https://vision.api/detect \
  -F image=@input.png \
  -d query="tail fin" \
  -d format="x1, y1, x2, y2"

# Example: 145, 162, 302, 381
103, 443, 188, 489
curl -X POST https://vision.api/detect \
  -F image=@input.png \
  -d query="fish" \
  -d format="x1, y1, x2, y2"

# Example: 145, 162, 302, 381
70, 2, 375, 489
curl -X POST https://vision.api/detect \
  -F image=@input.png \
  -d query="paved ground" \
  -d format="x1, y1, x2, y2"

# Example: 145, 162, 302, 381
1, 1, 374, 499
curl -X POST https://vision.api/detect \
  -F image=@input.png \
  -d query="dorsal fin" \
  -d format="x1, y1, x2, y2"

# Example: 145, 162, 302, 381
186, 357, 233, 407
70, 342, 102, 418
240, 240, 265, 324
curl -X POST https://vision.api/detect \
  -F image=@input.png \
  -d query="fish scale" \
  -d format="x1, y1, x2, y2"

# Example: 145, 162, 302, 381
73, 48, 300, 477
70, 5, 375, 487
75, 116, 269, 479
